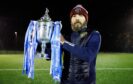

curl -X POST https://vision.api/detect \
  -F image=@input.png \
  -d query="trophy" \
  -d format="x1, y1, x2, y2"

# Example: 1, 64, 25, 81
37, 8, 53, 59
23, 8, 62, 81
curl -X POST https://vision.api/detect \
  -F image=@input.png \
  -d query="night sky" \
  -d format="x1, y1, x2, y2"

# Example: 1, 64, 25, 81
0, 0, 133, 52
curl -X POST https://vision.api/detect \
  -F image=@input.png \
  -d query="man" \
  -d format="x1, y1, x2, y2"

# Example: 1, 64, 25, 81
60, 4, 101, 84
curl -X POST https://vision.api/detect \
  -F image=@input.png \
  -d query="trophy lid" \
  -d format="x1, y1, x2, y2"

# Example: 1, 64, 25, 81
39, 8, 52, 22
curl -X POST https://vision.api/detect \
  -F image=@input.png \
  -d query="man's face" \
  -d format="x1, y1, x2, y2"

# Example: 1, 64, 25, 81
71, 14, 86, 32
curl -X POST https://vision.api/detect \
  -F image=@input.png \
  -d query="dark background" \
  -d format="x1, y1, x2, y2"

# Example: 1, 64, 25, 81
0, 0, 133, 52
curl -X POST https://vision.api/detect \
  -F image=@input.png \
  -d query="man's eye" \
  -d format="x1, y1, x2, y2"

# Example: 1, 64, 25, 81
79, 14, 84, 17
72, 15, 76, 17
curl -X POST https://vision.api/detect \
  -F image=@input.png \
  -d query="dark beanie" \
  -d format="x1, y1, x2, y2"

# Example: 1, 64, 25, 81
70, 4, 88, 22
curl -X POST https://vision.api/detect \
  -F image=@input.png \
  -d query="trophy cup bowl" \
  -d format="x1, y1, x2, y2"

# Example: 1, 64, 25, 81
37, 21, 53, 43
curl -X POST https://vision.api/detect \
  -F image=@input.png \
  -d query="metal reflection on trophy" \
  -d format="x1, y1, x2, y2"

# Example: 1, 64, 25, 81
37, 8, 53, 59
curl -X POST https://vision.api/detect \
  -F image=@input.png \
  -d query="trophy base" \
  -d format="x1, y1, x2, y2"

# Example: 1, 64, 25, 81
44, 54, 51, 61
35, 52, 51, 61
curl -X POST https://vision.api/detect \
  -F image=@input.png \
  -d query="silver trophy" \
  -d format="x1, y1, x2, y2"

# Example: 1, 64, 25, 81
37, 8, 53, 59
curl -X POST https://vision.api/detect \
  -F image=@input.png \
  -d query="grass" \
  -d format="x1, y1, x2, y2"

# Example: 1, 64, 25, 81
0, 53, 133, 84
96, 53, 133, 84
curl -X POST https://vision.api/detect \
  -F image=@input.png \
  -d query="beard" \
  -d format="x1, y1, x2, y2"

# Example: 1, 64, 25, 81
74, 22, 82, 28
71, 21, 84, 32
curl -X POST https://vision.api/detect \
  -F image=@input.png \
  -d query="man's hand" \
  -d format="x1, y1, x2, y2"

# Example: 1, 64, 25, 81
60, 34, 65, 44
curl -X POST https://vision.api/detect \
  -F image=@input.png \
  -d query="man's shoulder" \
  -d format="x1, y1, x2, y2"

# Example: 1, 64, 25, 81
88, 30, 101, 41
91, 30, 101, 36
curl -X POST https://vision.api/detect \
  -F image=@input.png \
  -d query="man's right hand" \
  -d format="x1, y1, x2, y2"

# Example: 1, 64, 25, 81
60, 34, 65, 45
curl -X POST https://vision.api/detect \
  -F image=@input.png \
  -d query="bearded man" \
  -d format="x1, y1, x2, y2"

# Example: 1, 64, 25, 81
60, 4, 101, 84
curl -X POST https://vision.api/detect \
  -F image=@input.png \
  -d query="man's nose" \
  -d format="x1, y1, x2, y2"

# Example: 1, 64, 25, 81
75, 15, 80, 18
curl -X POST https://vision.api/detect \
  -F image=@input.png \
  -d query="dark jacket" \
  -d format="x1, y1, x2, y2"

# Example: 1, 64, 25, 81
61, 29, 101, 84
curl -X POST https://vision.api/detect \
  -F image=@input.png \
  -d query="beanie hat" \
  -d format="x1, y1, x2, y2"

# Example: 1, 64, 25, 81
70, 4, 88, 22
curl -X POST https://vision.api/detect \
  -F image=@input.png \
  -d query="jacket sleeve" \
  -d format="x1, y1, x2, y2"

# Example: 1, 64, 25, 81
62, 31, 101, 62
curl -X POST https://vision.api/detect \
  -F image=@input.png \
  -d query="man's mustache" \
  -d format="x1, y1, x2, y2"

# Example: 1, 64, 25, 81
74, 20, 82, 25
